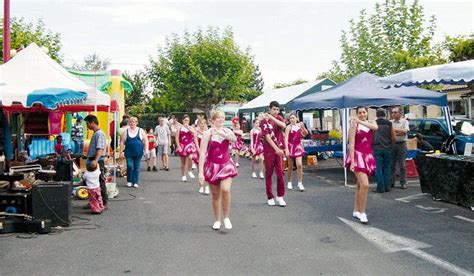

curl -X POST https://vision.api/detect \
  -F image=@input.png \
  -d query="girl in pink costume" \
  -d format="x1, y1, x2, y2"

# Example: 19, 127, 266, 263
199, 110, 238, 230
195, 119, 209, 195
175, 115, 198, 182
344, 106, 378, 224
284, 113, 309, 191
231, 118, 243, 167
250, 118, 264, 179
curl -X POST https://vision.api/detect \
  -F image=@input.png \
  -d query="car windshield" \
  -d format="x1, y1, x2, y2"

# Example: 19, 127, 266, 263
453, 120, 474, 136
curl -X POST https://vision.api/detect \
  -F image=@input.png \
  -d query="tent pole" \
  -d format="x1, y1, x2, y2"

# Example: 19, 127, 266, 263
442, 106, 454, 135
341, 108, 349, 186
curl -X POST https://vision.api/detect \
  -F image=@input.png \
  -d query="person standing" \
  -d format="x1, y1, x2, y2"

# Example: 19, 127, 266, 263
84, 115, 108, 208
195, 118, 209, 195
146, 127, 157, 172
198, 110, 238, 230
82, 162, 104, 214
372, 108, 395, 193
71, 115, 84, 156
390, 106, 409, 189
175, 115, 198, 182
155, 117, 171, 171
231, 118, 243, 167
169, 115, 180, 155
250, 117, 264, 179
261, 101, 287, 207
345, 107, 378, 224
284, 113, 308, 191
119, 117, 148, 188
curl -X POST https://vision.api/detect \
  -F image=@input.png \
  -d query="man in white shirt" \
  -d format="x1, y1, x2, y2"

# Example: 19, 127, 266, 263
390, 106, 409, 189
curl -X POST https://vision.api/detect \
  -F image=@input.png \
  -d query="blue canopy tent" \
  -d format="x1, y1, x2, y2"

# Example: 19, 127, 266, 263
289, 72, 449, 185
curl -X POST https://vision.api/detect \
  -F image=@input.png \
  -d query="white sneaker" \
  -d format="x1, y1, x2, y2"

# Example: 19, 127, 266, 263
275, 196, 286, 207
192, 163, 197, 169
182, 176, 187, 182
126, 182, 132, 187
359, 213, 368, 224
252, 172, 257, 178
133, 184, 139, 188
352, 211, 361, 219
298, 182, 305, 191
235, 162, 240, 167
199, 187, 204, 194
287, 182, 293, 190
259, 172, 264, 179
212, 221, 221, 230
188, 171, 195, 178
204, 186, 210, 195
223, 218, 232, 229
267, 198, 275, 206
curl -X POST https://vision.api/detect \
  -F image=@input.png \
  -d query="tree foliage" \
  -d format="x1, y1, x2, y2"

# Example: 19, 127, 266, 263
273, 79, 308, 89
443, 34, 474, 62
71, 53, 111, 71
148, 27, 263, 113
0, 17, 62, 63
123, 71, 150, 116
319, 0, 443, 81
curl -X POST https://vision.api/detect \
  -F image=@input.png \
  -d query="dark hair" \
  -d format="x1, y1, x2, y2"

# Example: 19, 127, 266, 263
120, 119, 128, 128
84, 115, 99, 125
269, 101, 280, 109
87, 162, 97, 172
122, 114, 130, 120
415, 133, 423, 140
56, 135, 62, 141
182, 114, 190, 121
356, 106, 368, 113
376, 108, 386, 118
146, 127, 153, 132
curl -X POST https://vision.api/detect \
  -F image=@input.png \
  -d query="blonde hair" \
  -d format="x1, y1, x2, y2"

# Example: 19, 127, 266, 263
210, 110, 225, 121
129, 117, 138, 124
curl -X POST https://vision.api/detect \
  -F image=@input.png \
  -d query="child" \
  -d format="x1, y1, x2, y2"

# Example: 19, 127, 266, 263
231, 118, 243, 167
284, 113, 309, 191
250, 118, 264, 179
146, 127, 157, 171
83, 162, 104, 214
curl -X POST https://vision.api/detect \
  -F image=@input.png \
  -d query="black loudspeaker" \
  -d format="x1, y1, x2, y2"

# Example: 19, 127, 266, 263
32, 182, 72, 227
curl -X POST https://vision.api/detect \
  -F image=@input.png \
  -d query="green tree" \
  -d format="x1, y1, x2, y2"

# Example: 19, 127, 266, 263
123, 71, 150, 115
0, 17, 62, 63
273, 79, 308, 89
71, 53, 111, 71
319, 0, 443, 81
443, 34, 474, 62
148, 27, 263, 113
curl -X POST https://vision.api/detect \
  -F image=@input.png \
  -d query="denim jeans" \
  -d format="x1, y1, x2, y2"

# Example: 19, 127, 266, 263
126, 156, 142, 184
73, 140, 84, 156
374, 149, 392, 192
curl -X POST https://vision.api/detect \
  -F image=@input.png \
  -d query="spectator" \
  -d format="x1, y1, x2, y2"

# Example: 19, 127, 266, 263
390, 106, 409, 189
119, 117, 148, 188
155, 117, 171, 171
84, 115, 108, 208
372, 108, 395, 193
415, 133, 434, 151
71, 115, 84, 156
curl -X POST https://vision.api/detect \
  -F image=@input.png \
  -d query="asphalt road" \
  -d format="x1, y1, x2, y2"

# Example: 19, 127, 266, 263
1, 156, 473, 275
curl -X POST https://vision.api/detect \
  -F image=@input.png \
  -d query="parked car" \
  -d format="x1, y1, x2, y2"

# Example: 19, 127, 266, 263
408, 117, 474, 154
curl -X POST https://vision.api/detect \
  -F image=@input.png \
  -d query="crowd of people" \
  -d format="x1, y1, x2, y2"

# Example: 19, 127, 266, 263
72, 101, 421, 228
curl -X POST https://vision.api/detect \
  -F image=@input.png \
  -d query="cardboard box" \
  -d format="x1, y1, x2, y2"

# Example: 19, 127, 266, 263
406, 138, 417, 150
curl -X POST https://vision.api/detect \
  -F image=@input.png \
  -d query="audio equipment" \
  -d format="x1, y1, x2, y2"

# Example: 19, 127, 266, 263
0, 217, 51, 234
32, 182, 72, 227
0, 192, 32, 215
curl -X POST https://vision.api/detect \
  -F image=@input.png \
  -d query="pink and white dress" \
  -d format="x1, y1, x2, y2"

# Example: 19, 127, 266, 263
232, 131, 243, 151
288, 125, 306, 158
204, 133, 238, 185
192, 130, 204, 164
175, 127, 197, 157
344, 124, 376, 176
251, 128, 264, 156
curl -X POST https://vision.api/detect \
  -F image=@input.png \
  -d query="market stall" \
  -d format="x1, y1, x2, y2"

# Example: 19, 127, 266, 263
289, 72, 449, 185
379, 60, 474, 207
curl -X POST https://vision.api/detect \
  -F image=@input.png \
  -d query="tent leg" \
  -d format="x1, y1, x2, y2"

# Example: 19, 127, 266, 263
341, 108, 349, 186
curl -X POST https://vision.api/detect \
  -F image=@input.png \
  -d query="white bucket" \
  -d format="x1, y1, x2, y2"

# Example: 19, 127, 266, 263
106, 182, 118, 198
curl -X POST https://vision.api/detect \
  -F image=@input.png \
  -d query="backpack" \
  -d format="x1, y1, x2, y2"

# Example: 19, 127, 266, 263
441, 135, 457, 155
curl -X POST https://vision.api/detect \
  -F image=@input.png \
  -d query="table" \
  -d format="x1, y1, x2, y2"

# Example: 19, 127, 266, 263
415, 153, 474, 208
304, 144, 343, 155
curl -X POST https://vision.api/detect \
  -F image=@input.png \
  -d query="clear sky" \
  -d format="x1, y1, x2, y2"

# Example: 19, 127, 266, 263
3, 0, 473, 88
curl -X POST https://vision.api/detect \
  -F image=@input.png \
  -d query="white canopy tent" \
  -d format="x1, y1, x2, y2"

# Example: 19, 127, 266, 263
0, 43, 110, 111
